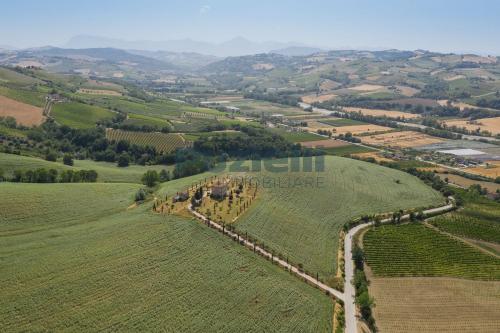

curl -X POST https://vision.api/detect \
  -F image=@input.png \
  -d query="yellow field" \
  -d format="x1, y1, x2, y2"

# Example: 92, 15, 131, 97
300, 139, 350, 148
348, 84, 384, 91
343, 107, 421, 119
396, 85, 419, 97
301, 94, 337, 104
360, 131, 444, 148
0, 95, 44, 126
77, 88, 122, 96
334, 124, 392, 135
370, 277, 500, 333
304, 121, 391, 135
443, 117, 500, 135
352, 151, 394, 162
437, 173, 500, 193
466, 161, 500, 179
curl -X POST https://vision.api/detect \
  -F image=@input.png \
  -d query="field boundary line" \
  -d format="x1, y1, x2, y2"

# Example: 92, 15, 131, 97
343, 198, 455, 333
423, 221, 500, 259
187, 202, 346, 302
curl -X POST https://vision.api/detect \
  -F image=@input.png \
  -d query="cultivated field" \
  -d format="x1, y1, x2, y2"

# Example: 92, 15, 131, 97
300, 139, 350, 148
352, 151, 394, 162
429, 196, 500, 245
304, 121, 391, 135
321, 145, 376, 156
77, 88, 122, 96
333, 124, 392, 135
370, 277, 500, 333
443, 116, 500, 135
466, 161, 500, 179
270, 128, 325, 142
437, 173, 500, 193
348, 84, 385, 92
301, 93, 337, 104
0, 95, 44, 126
0, 182, 332, 332
317, 118, 368, 127
235, 156, 443, 280
363, 223, 500, 279
51, 102, 115, 129
343, 107, 421, 119
361, 131, 444, 148
106, 129, 189, 152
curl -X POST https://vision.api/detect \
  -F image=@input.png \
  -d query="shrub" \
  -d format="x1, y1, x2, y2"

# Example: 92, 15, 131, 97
135, 189, 147, 202
63, 154, 74, 166
117, 153, 130, 167
142, 170, 159, 187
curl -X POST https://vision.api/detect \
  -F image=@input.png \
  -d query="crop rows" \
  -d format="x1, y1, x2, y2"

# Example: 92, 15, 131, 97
106, 129, 189, 152
235, 156, 443, 279
363, 223, 500, 280
0, 182, 332, 332
430, 213, 500, 244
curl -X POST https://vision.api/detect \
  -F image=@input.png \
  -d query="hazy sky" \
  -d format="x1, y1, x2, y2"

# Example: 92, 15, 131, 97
1, 0, 499, 54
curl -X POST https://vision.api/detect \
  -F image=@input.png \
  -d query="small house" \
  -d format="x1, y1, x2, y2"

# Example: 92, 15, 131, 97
211, 183, 228, 200
173, 191, 189, 203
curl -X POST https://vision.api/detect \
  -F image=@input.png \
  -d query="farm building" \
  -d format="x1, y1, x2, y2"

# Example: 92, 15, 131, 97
211, 183, 228, 199
173, 191, 189, 203
225, 106, 240, 113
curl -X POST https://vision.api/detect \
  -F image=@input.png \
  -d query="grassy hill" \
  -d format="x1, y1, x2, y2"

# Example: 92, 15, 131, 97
230, 156, 444, 280
0, 181, 332, 332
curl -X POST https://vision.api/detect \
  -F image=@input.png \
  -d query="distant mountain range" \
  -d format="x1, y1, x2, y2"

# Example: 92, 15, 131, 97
65, 35, 319, 57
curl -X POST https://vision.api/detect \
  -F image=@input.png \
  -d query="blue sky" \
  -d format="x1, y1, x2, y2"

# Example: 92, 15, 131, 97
1, 0, 499, 54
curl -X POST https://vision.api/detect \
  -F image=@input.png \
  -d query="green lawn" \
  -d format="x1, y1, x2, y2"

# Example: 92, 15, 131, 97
0, 152, 171, 183
234, 156, 444, 280
51, 102, 115, 129
0, 181, 332, 332
363, 223, 500, 280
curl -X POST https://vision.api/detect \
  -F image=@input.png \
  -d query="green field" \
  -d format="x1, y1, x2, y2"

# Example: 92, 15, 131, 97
0, 181, 332, 332
74, 95, 216, 119
106, 129, 188, 152
318, 118, 368, 127
429, 197, 500, 244
51, 102, 115, 129
270, 128, 325, 142
0, 152, 170, 183
0, 67, 42, 86
322, 144, 376, 156
234, 156, 444, 279
0, 86, 46, 107
123, 113, 171, 128
363, 223, 500, 280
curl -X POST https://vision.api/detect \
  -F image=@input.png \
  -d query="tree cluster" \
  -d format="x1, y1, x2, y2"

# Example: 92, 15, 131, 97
8, 168, 97, 183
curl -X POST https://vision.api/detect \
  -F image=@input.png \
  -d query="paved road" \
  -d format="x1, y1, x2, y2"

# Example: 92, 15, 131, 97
188, 195, 453, 333
343, 199, 454, 333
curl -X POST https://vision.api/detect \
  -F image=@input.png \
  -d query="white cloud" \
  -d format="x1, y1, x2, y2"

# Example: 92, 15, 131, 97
199, 5, 211, 15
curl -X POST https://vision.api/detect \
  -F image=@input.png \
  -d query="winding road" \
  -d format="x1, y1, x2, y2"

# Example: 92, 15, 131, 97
187, 197, 455, 333
343, 199, 454, 333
